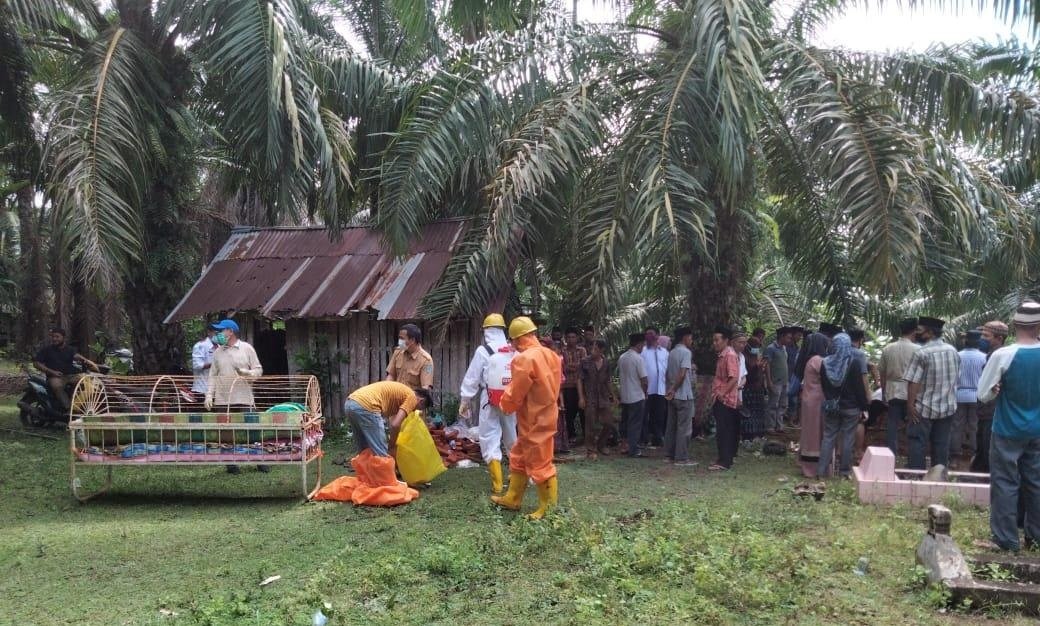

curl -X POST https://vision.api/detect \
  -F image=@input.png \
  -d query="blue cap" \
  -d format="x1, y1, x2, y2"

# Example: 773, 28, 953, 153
211, 319, 240, 333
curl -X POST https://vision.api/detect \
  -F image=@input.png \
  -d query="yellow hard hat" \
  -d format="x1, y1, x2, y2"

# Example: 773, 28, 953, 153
508, 316, 538, 340
482, 313, 506, 329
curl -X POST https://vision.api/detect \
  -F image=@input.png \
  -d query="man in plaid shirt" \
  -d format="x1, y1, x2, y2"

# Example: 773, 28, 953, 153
904, 316, 961, 470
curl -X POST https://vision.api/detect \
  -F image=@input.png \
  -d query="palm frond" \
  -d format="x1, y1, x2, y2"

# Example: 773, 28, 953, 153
44, 26, 166, 281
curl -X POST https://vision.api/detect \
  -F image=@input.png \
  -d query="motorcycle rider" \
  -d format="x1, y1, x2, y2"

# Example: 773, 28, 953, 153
33, 328, 98, 412
458, 314, 517, 494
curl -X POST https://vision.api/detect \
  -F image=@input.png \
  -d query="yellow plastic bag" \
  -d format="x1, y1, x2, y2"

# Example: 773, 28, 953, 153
395, 411, 446, 485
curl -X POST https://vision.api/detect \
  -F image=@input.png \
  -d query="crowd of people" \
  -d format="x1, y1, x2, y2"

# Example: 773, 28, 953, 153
186, 303, 1040, 548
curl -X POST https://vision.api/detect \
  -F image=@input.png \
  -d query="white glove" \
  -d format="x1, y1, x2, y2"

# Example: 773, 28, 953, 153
204, 397, 213, 410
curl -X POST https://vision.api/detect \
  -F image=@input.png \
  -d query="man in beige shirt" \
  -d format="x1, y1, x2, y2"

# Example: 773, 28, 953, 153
205, 319, 263, 409
878, 318, 920, 456
204, 319, 265, 474
386, 323, 434, 389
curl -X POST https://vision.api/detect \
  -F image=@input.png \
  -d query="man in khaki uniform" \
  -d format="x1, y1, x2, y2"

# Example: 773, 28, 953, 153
386, 323, 434, 389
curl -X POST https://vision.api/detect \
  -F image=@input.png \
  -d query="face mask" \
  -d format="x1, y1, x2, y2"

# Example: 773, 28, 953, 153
214, 332, 228, 346
750, 348, 760, 355
397, 339, 407, 350
978, 339, 991, 353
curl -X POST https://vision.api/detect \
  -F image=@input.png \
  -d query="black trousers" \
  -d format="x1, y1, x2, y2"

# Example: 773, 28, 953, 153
714, 401, 741, 468
562, 387, 582, 439
970, 418, 992, 473
642, 394, 667, 445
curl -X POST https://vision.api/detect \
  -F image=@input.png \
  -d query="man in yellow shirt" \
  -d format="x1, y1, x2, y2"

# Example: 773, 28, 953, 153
386, 323, 434, 389
345, 381, 432, 457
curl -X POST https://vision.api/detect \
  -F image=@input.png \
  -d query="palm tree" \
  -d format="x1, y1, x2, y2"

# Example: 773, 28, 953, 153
0, 3, 49, 354
6, 0, 363, 372
347, 1, 1040, 344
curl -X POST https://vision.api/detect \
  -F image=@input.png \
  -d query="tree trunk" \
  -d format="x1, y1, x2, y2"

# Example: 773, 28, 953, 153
687, 200, 752, 373
124, 273, 189, 374
15, 185, 46, 356
71, 275, 99, 360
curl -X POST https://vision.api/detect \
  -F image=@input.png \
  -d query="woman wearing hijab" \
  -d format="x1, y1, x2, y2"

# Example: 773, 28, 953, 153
817, 333, 869, 478
741, 336, 768, 440
796, 333, 831, 477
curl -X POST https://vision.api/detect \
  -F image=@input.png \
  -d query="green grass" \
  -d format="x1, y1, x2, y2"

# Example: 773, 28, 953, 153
0, 395, 1032, 625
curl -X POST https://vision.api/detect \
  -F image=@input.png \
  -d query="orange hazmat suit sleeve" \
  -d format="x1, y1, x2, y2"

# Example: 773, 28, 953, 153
502, 334, 563, 484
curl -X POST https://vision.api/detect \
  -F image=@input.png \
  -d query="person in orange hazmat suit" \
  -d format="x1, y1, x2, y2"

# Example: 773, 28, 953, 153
490, 316, 563, 519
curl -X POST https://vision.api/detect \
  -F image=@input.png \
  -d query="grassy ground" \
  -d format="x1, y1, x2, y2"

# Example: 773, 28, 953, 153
0, 394, 1032, 626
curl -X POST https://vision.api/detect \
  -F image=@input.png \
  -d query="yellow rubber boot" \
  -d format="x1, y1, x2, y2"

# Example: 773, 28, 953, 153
527, 476, 558, 520
488, 459, 504, 495
491, 471, 527, 510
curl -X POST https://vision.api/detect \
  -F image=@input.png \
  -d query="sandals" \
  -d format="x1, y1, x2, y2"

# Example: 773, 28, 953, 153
708, 464, 728, 471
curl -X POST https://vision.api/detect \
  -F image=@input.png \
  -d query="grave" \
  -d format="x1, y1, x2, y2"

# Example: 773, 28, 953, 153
853, 446, 989, 507
916, 504, 1040, 614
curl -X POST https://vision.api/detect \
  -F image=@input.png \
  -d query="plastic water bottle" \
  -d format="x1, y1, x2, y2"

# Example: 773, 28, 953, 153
312, 609, 328, 626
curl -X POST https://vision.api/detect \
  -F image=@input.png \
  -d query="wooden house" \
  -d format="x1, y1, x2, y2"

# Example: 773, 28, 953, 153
165, 219, 486, 417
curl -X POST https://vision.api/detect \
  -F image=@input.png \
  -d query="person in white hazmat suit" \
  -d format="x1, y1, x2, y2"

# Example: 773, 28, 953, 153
459, 314, 518, 494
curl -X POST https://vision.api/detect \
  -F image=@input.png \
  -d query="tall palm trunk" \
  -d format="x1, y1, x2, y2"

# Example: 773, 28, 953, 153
71, 273, 98, 359
124, 126, 199, 374
15, 185, 46, 356
687, 201, 752, 370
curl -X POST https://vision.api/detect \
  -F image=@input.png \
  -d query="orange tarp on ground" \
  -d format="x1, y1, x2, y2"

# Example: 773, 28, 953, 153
313, 449, 418, 506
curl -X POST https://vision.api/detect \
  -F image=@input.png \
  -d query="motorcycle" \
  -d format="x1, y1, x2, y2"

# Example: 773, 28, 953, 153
18, 362, 111, 428
105, 348, 134, 374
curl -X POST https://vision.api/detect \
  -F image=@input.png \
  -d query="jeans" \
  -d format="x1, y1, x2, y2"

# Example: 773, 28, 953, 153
664, 398, 695, 462
621, 401, 646, 457
344, 399, 390, 457
562, 387, 582, 439
907, 414, 953, 470
885, 399, 907, 457
818, 409, 861, 477
766, 382, 787, 430
713, 401, 740, 468
990, 434, 1040, 551
950, 402, 979, 458
788, 374, 801, 418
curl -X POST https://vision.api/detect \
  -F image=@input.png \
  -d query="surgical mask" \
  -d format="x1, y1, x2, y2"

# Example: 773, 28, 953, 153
978, 338, 991, 353
397, 339, 407, 350
214, 332, 228, 346
750, 348, 760, 355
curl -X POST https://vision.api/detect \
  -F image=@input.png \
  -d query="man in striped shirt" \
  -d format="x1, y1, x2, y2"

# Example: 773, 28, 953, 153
950, 330, 986, 465
904, 316, 960, 470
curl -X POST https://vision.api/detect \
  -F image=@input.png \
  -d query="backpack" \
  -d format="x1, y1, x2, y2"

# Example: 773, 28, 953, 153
485, 348, 515, 407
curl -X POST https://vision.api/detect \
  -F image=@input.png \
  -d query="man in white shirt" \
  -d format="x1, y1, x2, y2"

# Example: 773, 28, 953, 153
619, 333, 649, 458
641, 326, 669, 448
878, 318, 920, 456
191, 329, 217, 394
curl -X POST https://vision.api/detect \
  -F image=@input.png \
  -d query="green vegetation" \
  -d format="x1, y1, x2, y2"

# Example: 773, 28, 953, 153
1, 396, 1032, 625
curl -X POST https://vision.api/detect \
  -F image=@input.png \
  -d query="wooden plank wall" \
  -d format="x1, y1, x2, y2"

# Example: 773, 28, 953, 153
284, 317, 480, 419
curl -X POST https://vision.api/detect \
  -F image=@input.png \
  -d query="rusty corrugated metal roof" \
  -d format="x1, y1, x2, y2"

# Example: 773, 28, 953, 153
165, 220, 467, 323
